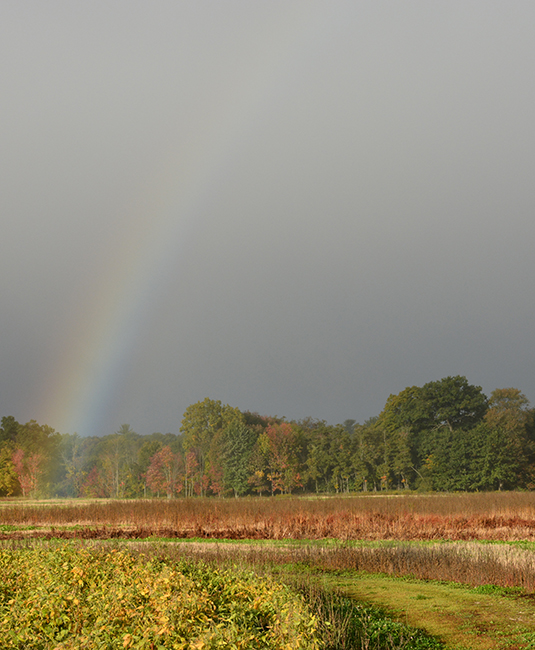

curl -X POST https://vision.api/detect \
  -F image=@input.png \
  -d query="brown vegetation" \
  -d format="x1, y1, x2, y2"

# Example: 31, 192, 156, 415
2, 492, 535, 542
146, 540, 535, 593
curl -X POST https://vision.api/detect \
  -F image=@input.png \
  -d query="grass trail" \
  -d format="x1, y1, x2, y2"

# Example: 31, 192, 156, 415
322, 573, 535, 649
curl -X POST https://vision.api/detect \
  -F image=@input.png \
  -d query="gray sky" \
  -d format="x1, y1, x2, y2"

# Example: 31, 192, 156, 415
1, 1, 534, 436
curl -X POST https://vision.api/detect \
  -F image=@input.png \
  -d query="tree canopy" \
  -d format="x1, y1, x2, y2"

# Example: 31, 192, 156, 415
0, 377, 532, 497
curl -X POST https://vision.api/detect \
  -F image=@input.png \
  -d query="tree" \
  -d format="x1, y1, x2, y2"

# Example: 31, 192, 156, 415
0, 416, 19, 445
180, 398, 244, 495
0, 446, 18, 496
482, 388, 533, 490
184, 450, 199, 497
377, 377, 488, 488
58, 433, 86, 497
418, 376, 488, 433
263, 423, 303, 495
146, 446, 183, 498
81, 466, 108, 498
305, 425, 334, 493
328, 426, 353, 493
13, 420, 60, 496
12, 448, 44, 497
98, 424, 139, 498
138, 439, 163, 497
223, 421, 258, 497
247, 435, 270, 496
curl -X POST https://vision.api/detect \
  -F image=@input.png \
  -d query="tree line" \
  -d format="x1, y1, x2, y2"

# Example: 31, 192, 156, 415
1, 376, 534, 498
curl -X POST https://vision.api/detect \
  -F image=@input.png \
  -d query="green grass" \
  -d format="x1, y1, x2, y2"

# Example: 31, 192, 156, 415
125, 539, 535, 649
289, 577, 445, 650
324, 572, 535, 649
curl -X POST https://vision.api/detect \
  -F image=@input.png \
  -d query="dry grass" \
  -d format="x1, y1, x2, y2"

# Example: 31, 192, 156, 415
107, 539, 535, 594
1, 492, 535, 542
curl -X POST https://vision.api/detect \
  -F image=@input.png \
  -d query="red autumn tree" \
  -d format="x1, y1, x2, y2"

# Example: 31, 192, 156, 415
263, 423, 303, 495
81, 466, 109, 498
11, 448, 44, 497
146, 446, 183, 498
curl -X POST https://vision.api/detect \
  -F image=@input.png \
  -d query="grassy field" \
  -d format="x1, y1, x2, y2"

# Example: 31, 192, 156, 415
1, 491, 535, 541
2, 492, 535, 648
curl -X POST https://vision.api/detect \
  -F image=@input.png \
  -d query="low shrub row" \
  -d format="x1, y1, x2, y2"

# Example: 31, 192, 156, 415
0, 544, 319, 649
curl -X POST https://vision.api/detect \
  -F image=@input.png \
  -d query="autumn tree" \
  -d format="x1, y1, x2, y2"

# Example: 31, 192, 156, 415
262, 422, 303, 495
11, 448, 43, 497
138, 439, 163, 497
146, 445, 183, 498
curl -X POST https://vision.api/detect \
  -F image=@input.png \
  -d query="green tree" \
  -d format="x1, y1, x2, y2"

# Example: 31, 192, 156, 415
304, 425, 333, 493
377, 377, 488, 489
0, 446, 18, 496
419, 376, 488, 433
223, 421, 258, 497
0, 416, 19, 445
481, 388, 533, 490
180, 398, 244, 496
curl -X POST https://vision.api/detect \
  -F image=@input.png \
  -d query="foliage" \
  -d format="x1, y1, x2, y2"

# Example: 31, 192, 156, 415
0, 376, 534, 498
145, 445, 183, 498
293, 579, 444, 650
223, 421, 258, 497
0, 544, 319, 649
262, 423, 303, 495
181, 400, 243, 475
0, 446, 18, 496
11, 448, 43, 497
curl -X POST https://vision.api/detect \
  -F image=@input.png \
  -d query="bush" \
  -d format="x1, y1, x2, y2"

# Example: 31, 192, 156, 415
0, 543, 319, 649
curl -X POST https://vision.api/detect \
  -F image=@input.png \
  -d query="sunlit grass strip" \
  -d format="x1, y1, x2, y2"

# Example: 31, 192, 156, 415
0, 544, 319, 649
289, 577, 445, 650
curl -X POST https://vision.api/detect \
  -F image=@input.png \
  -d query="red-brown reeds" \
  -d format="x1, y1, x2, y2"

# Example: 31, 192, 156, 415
1, 492, 535, 541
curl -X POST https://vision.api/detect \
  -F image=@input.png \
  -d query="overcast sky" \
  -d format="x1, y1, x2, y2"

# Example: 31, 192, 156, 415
1, 1, 534, 437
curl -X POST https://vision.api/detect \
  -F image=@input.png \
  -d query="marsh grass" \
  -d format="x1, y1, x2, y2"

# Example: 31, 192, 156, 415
2, 492, 535, 542
104, 538, 535, 594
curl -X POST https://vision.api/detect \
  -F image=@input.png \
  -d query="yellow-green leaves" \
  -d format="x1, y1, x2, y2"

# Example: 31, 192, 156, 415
0, 544, 318, 649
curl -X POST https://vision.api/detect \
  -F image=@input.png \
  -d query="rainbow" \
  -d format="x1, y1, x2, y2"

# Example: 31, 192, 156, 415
42, 8, 331, 436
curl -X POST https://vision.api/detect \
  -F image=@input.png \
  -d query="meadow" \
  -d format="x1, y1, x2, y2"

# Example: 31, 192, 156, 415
1, 491, 535, 542
2, 492, 535, 649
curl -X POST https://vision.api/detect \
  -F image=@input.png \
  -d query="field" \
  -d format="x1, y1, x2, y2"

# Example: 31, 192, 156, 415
2, 492, 535, 649
2, 491, 535, 542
